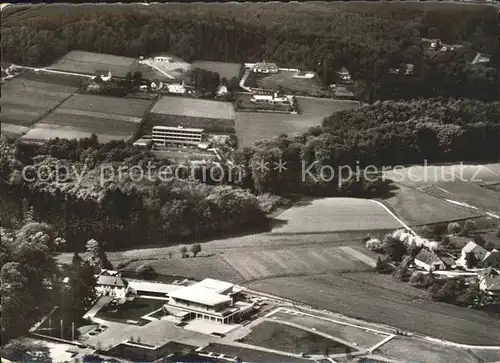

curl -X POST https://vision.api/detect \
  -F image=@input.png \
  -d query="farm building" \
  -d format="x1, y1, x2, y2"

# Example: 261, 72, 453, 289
95, 270, 131, 300
93, 70, 112, 82
456, 241, 500, 268
145, 96, 236, 134
252, 61, 279, 74
414, 249, 453, 271
250, 92, 290, 104
152, 125, 204, 147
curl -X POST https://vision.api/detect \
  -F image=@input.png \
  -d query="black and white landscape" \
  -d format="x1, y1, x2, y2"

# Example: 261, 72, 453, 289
1, 2, 499, 363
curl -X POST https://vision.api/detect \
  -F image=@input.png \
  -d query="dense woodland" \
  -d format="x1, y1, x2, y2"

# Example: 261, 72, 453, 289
234, 98, 500, 195
1, 3, 499, 101
0, 219, 102, 345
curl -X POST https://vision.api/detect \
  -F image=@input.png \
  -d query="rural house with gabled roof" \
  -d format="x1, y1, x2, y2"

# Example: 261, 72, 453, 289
93, 70, 112, 82
456, 241, 500, 269
414, 249, 452, 271
96, 270, 131, 300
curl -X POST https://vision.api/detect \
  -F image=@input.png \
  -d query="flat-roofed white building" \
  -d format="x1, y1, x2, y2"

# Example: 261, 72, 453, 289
164, 278, 253, 324
152, 125, 204, 146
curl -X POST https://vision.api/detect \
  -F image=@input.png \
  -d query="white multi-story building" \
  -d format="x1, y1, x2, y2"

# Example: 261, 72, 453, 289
164, 278, 253, 324
152, 125, 204, 146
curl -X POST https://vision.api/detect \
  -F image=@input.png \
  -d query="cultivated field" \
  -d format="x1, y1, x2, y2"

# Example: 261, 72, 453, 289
247, 274, 500, 345
1, 72, 79, 137
61, 94, 154, 117
191, 61, 242, 80
126, 256, 245, 283
384, 164, 500, 188
236, 97, 358, 147
271, 198, 404, 234
269, 310, 387, 349
151, 96, 235, 120
376, 337, 481, 363
380, 183, 482, 226
49, 50, 136, 77
241, 320, 353, 355
21, 94, 155, 143
222, 244, 377, 281
383, 164, 500, 222
245, 70, 328, 97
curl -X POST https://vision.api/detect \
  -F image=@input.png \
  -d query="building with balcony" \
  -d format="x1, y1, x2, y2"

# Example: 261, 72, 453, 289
163, 278, 253, 324
152, 125, 204, 146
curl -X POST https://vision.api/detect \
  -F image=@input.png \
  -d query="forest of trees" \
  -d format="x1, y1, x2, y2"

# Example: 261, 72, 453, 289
0, 219, 100, 345
1, 3, 498, 101
233, 98, 500, 195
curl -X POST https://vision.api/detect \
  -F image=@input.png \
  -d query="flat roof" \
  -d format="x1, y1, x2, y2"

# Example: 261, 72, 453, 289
128, 280, 184, 295
150, 96, 236, 120
169, 285, 232, 306
196, 278, 234, 294
153, 125, 204, 133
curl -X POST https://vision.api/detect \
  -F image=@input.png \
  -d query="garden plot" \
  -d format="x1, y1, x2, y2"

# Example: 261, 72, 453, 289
49, 50, 136, 77
270, 198, 403, 234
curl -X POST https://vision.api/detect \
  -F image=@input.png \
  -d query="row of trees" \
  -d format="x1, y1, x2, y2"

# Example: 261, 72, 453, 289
1, 3, 497, 101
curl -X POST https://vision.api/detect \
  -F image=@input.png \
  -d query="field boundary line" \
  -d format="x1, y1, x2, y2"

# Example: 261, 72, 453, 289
367, 334, 396, 353
368, 199, 416, 235
273, 306, 391, 337
423, 336, 500, 350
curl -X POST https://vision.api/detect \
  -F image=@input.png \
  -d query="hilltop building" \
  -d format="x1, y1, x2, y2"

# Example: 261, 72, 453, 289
252, 61, 279, 74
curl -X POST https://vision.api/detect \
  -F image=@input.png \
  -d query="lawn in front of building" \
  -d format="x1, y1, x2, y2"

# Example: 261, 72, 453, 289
240, 320, 355, 355
95, 298, 164, 325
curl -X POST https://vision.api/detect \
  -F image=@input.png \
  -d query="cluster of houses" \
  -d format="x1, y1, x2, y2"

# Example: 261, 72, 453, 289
414, 240, 500, 296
